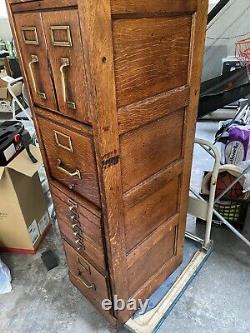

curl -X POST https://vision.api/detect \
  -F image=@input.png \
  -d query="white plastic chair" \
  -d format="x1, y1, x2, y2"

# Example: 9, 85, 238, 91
6, 76, 32, 123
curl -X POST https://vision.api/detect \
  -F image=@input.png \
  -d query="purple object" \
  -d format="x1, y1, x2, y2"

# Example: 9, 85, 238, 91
224, 125, 250, 165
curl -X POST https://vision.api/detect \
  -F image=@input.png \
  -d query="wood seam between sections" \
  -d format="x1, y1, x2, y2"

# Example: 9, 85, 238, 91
126, 213, 179, 268
123, 159, 184, 207
130, 254, 183, 301
118, 85, 190, 135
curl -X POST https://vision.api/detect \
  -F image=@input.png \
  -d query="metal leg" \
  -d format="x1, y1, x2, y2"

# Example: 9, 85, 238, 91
191, 189, 250, 248
194, 139, 221, 249
189, 138, 250, 249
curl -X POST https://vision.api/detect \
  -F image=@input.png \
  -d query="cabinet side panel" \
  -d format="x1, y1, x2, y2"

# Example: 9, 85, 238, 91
112, 0, 208, 306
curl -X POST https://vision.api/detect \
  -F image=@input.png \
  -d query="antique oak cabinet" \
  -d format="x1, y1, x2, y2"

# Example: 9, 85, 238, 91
6, 0, 208, 325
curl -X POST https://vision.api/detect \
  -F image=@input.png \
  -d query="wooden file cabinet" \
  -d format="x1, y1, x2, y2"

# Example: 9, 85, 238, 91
6, 0, 208, 325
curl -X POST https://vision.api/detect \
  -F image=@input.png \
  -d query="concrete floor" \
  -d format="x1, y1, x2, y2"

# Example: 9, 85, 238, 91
0, 121, 250, 333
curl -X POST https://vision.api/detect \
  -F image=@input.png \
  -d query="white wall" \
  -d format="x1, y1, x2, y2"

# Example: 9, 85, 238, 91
203, 0, 250, 81
0, 0, 8, 17
0, 17, 12, 41
209, 0, 220, 11
0, 0, 12, 41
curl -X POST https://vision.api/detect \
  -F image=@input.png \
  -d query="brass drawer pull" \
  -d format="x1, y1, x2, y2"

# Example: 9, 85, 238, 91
60, 57, 76, 110
71, 223, 81, 232
28, 55, 46, 100
68, 199, 77, 208
56, 159, 81, 179
73, 231, 82, 238
70, 215, 79, 224
77, 257, 91, 274
75, 240, 84, 252
78, 271, 96, 290
75, 239, 82, 245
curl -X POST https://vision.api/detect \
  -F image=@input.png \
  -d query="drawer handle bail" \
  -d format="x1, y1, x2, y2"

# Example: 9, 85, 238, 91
60, 57, 76, 110
28, 55, 47, 100
56, 159, 81, 179
78, 271, 96, 290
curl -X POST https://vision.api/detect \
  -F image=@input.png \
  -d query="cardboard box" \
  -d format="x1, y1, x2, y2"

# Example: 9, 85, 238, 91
0, 75, 22, 100
0, 75, 11, 100
0, 146, 51, 254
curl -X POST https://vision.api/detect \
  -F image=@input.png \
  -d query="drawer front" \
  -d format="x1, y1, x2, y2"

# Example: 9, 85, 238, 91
52, 192, 105, 270
51, 186, 103, 246
37, 116, 101, 206
14, 13, 57, 111
42, 10, 90, 124
60, 220, 105, 271
64, 241, 110, 304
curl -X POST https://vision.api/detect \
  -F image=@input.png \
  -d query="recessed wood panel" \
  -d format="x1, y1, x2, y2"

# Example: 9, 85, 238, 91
125, 176, 180, 252
127, 223, 177, 295
120, 110, 185, 192
113, 16, 192, 107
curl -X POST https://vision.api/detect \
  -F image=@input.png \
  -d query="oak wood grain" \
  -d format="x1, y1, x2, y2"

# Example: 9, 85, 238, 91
127, 214, 179, 268
113, 16, 192, 107
42, 10, 91, 123
50, 180, 101, 219
111, 0, 197, 16
34, 106, 92, 136
131, 253, 182, 304
120, 110, 184, 192
11, 0, 77, 12
69, 272, 118, 326
7, 0, 208, 325
64, 241, 109, 303
77, 0, 130, 322
37, 115, 101, 206
125, 176, 180, 252
14, 12, 58, 111
52, 191, 103, 248
118, 86, 190, 134
127, 223, 177, 295
123, 160, 183, 208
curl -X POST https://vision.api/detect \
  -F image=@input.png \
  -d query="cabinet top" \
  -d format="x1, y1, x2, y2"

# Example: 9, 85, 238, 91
8, 0, 198, 15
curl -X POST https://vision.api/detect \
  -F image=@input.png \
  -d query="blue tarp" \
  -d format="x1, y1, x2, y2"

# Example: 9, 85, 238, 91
0, 258, 12, 294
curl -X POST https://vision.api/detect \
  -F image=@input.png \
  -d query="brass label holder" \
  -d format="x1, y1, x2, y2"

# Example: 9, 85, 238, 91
21, 27, 39, 45
54, 130, 73, 152
50, 25, 73, 47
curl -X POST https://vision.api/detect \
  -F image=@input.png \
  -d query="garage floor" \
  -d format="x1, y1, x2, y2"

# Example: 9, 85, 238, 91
0, 121, 250, 333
